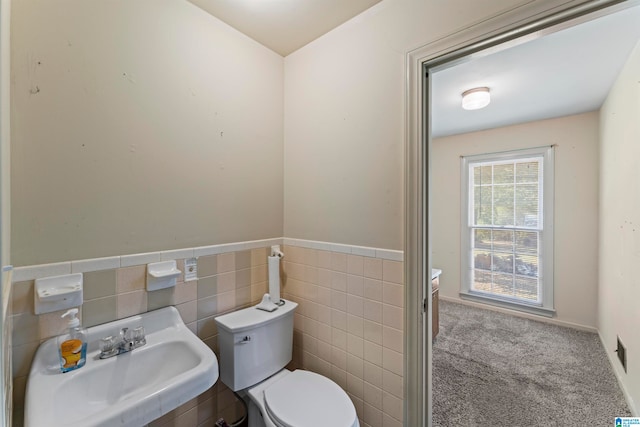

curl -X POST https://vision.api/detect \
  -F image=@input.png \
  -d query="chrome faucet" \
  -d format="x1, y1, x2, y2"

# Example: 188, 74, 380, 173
99, 326, 146, 359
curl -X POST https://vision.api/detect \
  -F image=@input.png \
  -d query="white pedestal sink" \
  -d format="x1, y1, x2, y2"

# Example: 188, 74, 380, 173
25, 306, 219, 427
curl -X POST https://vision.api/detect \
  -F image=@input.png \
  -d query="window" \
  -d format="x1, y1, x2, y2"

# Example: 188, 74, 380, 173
461, 146, 554, 316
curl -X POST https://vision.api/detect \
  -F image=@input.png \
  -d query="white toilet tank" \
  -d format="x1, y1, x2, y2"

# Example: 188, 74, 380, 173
215, 299, 298, 391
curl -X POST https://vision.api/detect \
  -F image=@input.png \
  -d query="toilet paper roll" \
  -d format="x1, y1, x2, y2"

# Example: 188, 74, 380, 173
268, 255, 281, 304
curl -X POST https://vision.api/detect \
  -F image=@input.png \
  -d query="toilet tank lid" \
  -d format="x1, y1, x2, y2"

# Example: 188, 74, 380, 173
215, 299, 298, 333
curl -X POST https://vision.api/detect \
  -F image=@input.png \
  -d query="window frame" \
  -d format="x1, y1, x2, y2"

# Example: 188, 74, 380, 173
460, 146, 555, 317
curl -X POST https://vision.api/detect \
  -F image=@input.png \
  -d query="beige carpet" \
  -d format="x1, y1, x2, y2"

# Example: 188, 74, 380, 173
433, 300, 631, 426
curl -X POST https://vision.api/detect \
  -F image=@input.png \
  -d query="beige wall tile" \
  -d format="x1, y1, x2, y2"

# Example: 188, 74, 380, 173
286, 261, 305, 281
197, 276, 218, 299
363, 278, 382, 302
117, 290, 148, 319
236, 268, 251, 288
251, 282, 268, 303
382, 348, 403, 377
84, 269, 117, 300
251, 264, 267, 284
332, 346, 347, 370
331, 290, 347, 312
382, 304, 403, 330
38, 309, 69, 340
383, 282, 404, 307
11, 281, 34, 315
197, 316, 218, 340
235, 250, 251, 270
364, 258, 383, 280
331, 365, 348, 390
217, 252, 235, 273
347, 372, 364, 400
217, 272, 236, 294
382, 260, 403, 284
347, 255, 364, 276
175, 280, 197, 304
251, 247, 268, 266
383, 391, 403, 422
305, 265, 318, 284
382, 413, 402, 427
317, 268, 332, 287
317, 339, 332, 362
332, 309, 347, 331
285, 245, 304, 264
317, 287, 331, 307
347, 333, 364, 358
349, 393, 364, 422
383, 326, 403, 353
12, 342, 38, 377
347, 275, 364, 297
197, 295, 220, 319
235, 286, 251, 307
317, 322, 332, 344
332, 328, 347, 351
147, 287, 176, 311
364, 300, 382, 323
117, 265, 146, 293
11, 312, 39, 346
331, 252, 348, 272
363, 361, 383, 389
347, 314, 364, 338
347, 295, 364, 318
363, 403, 383, 427
303, 248, 318, 267
197, 255, 217, 278
363, 320, 382, 345
363, 382, 383, 408
82, 296, 117, 327
317, 250, 332, 269
347, 353, 364, 379
383, 369, 403, 399
331, 271, 347, 292
363, 340, 383, 366
177, 301, 198, 324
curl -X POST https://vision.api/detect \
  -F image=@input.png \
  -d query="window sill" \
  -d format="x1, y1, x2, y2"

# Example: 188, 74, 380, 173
459, 291, 556, 318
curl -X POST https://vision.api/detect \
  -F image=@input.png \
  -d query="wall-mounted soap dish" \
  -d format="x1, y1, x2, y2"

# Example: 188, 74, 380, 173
147, 260, 181, 291
34, 273, 83, 314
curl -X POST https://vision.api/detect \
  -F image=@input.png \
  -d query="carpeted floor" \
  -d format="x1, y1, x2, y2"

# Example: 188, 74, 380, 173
433, 300, 631, 426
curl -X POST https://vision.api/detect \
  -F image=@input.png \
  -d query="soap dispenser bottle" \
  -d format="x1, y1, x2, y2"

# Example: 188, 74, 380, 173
57, 308, 87, 373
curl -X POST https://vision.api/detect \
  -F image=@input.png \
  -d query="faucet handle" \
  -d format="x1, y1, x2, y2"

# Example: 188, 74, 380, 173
133, 326, 146, 346
99, 335, 118, 358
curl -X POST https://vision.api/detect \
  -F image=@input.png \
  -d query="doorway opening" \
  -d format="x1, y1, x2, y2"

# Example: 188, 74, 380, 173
405, 0, 640, 425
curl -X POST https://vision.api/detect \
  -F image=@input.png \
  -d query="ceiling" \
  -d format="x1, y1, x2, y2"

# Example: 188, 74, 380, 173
188, 0, 383, 56
186, 1, 639, 135
432, 5, 640, 138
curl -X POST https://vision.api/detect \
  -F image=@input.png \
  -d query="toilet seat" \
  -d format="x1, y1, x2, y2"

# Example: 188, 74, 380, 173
262, 370, 358, 427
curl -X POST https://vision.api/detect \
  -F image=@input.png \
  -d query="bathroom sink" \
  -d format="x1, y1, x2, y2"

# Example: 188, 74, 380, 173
25, 306, 218, 427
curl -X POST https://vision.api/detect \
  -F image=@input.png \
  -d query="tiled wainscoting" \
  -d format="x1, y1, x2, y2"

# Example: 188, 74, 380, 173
9, 239, 404, 427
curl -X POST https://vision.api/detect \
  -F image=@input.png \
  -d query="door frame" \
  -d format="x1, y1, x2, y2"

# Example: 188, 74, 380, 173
403, 0, 640, 425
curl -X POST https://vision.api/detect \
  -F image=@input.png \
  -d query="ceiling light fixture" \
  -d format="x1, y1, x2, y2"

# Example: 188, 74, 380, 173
461, 87, 490, 110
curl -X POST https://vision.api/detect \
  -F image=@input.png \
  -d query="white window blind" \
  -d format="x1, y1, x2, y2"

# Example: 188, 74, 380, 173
461, 147, 554, 315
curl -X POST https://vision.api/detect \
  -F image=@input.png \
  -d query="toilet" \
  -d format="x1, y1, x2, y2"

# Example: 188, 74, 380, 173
215, 299, 360, 427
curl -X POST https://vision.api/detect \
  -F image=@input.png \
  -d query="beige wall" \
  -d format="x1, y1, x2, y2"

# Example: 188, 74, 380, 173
10, 0, 284, 267
282, 0, 549, 251
598, 40, 640, 415
1, 0, 11, 424
432, 112, 600, 328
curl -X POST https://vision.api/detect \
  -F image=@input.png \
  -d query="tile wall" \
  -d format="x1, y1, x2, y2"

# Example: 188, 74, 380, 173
9, 239, 404, 427
282, 245, 404, 427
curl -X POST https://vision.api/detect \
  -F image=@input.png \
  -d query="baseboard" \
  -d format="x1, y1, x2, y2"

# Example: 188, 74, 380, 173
598, 332, 638, 416
439, 295, 598, 333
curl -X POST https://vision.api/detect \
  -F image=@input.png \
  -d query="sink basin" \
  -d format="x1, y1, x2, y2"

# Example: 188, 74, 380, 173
25, 306, 219, 427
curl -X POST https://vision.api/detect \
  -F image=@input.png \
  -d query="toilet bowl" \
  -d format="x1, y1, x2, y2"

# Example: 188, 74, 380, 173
215, 299, 359, 427
244, 369, 359, 427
